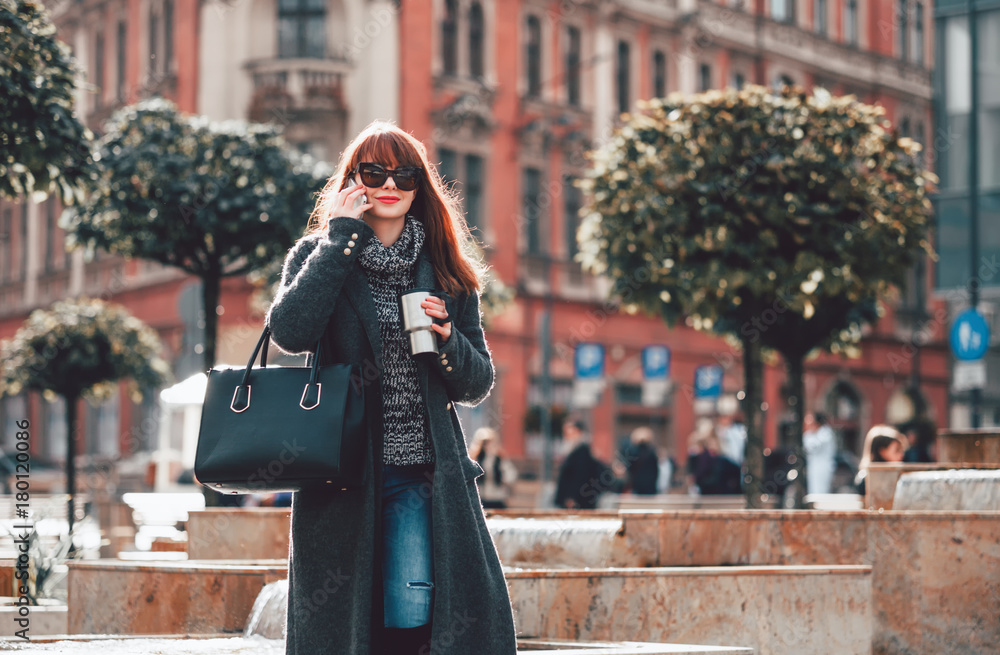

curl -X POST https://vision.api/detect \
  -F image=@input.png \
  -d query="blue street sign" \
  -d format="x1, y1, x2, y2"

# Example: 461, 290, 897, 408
642, 346, 671, 380
950, 309, 990, 361
694, 365, 724, 399
574, 343, 605, 379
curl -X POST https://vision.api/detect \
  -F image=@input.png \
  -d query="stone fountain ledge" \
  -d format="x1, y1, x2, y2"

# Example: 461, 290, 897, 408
67, 559, 288, 635
507, 565, 872, 655
894, 469, 1000, 510
0, 634, 751, 654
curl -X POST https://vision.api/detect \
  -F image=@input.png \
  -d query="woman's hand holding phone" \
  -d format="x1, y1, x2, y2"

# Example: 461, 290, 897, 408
333, 179, 372, 220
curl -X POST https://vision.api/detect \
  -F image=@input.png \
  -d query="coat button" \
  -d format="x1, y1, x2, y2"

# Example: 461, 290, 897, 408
446, 366, 453, 372
446, 402, 452, 410
441, 359, 449, 366
351, 232, 359, 239
348, 240, 356, 247
344, 248, 352, 255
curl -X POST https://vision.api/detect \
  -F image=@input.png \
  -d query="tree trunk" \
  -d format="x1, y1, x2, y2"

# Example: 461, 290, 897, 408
784, 355, 807, 509
741, 336, 766, 508
200, 266, 229, 508
65, 393, 78, 535
201, 269, 221, 371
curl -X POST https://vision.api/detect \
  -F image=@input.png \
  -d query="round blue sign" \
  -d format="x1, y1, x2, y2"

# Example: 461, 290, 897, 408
950, 309, 990, 361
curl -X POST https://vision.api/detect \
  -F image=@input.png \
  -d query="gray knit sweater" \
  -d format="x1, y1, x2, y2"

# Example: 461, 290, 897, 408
357, 216, 434, 466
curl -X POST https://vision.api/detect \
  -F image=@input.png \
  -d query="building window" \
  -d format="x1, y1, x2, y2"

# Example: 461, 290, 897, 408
19, 203, 27, 281
897, 0, 908, 60
653, 50, 667, 98
42, 395, 67, 460
914, 1, 924, 65
0, 208, 10, 282
465, 154, 483, 231
939, 16, 970, 193
469, 2, 484, 78
771, 0, 790, 22
616, 40, 630, 115
45, 200, 54, 274
522, 168, 542, 254
1, 395, 28, 452
814, 0, 826, 36
934, 15, 971, 289
442, 0, 458, 76
979, 13, 1000, 190
845, 0, 857, 45
277, 0, 325, 59
776, 73, 794, 89
116, 21, 127, 101
526, 15, 542, 98
699, 63, 712, 91
564, 175, 581, 259
148, 5, 159, 74
438, 147, 457, 183
94, 31, 105, 107
164, 0, 174, 73
566, 25, 581, 106
86, 393, 121, 458
439, 150, 486, 233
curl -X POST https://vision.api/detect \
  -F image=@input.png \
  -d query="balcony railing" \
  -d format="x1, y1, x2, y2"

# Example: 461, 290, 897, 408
518, 253, 611, 302
244, 57, 351, 122
691, 0, 932, 99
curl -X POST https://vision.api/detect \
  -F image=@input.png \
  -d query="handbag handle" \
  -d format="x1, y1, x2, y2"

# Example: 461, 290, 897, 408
230, 326, 324, 413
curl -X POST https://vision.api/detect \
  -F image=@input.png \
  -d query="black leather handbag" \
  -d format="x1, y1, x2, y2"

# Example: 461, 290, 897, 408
194, 326, 367, 494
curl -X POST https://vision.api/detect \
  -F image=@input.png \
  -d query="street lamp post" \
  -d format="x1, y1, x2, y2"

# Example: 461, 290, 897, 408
968, 0, 982, 428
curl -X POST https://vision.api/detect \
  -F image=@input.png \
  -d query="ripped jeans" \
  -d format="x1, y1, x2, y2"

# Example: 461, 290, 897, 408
382, 463, 435, 629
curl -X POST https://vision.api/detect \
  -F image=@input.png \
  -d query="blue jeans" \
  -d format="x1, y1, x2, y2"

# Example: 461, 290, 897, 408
382, 463, 434, 628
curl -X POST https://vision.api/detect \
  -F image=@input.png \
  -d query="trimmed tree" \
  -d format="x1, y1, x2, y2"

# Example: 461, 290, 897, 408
1, 0, 94, 203
578, 85, 935, 507
62, 98, 332, 370
0, 298, 171, 532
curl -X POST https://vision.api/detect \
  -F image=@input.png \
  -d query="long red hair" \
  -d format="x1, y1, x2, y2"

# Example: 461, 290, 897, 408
305, 121, 483, 295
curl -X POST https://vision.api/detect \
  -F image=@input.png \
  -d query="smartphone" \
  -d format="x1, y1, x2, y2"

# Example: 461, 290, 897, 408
345, 178, 367, 212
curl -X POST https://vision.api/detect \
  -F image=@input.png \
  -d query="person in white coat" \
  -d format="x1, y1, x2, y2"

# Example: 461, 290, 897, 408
803, 412, 837, 495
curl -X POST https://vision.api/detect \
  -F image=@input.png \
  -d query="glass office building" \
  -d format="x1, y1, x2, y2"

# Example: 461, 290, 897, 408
934, 4, 1000, 426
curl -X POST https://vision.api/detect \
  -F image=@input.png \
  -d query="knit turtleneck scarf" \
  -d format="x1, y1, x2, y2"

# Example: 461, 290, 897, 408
357, 215, 435, 466
357, 215, 425, 277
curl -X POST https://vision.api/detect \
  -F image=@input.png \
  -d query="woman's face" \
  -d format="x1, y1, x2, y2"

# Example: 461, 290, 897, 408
878, 440, 905, 463
352, 162, 418, 222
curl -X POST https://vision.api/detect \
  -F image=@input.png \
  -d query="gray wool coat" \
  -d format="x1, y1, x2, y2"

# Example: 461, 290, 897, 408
265, 216, 518, 655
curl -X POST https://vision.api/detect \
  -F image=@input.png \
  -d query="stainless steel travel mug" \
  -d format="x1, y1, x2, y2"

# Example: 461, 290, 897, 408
399, 289, 439, 356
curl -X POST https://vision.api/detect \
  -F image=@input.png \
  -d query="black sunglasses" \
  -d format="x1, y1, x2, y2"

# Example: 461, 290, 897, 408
355, 162, 421, 191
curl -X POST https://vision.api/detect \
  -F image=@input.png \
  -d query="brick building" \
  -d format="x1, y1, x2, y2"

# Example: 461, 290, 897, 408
0, 0, 946, 481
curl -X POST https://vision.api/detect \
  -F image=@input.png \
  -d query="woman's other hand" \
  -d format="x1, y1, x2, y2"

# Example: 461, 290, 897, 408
422, 295, 452, 343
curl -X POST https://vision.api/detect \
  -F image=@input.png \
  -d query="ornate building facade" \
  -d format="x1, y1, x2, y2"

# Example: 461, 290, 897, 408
0, 0, 946, 480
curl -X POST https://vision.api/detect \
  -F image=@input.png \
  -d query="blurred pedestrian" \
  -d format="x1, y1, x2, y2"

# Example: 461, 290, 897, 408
903, 417, 937, 463
803, 412, 837, 495
854, 425, 906, 495
554, 418, 615, 509
656, 447, 676, 494
717, 412, 747, 466
623, 427, 659, 495
468, 427, 518, 509
687, 421, 742, 495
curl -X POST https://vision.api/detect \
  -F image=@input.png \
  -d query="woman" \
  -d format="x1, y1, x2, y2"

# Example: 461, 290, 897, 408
266, 121, 517, 654
854, 425, 906, 495
468, 427, 518, 509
